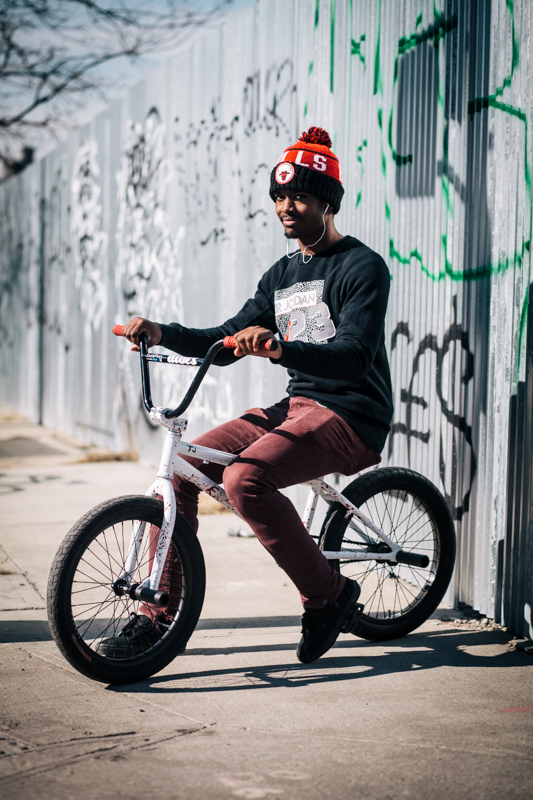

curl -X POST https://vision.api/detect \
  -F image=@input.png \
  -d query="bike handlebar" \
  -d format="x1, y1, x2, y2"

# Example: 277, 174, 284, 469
113, 325, 279, 419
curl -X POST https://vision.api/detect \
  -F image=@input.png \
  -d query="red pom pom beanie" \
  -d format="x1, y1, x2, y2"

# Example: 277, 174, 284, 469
269, 127, 344, 214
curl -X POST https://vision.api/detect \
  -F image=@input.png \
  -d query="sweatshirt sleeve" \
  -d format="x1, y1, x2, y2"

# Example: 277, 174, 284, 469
274, 254, 390, 381
157, 270, 278, 366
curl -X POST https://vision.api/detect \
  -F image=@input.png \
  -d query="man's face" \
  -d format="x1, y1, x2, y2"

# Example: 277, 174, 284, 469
275, 190, 329, 241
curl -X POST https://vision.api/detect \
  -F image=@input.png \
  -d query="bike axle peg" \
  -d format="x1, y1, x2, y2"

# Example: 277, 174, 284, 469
131, 585, 170, 607
112, 579, 169, 607
396, 550, 430, 568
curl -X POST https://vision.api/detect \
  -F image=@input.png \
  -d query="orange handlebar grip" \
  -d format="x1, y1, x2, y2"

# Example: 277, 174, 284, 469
113, 325, 125, 337
223, 336, 278, 352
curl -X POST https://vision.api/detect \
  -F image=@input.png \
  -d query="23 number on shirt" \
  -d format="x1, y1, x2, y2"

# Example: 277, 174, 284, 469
285, 302, 336, 343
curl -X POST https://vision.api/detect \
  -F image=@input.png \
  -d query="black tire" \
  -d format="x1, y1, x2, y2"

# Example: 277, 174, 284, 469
319, 468, 456, 641
47, 496, 205, 684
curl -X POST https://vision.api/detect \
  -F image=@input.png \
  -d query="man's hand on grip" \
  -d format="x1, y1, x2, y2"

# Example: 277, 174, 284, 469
123, 318, 163, 351
232, 326, 282, 360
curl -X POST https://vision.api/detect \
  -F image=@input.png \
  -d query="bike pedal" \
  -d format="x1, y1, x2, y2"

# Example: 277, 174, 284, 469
342, 602, 364, 634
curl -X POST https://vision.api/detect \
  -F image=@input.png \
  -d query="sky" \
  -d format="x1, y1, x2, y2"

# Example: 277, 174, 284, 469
4, 0, 257, 161
67, 0, 257, 135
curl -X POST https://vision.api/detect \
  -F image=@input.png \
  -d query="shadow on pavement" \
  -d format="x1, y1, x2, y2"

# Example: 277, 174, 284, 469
109, 628, 527, 694
196, 616, 301, 630
0, 616, 301, 644
0, 619, 53, 643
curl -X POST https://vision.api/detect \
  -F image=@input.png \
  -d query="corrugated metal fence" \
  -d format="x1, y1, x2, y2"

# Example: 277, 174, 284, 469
1, 0, 531, 637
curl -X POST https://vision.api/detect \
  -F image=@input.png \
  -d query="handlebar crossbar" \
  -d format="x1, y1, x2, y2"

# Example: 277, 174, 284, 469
144, 353, 204, 367
150, 337, 227, 419
113, 325, 278, 419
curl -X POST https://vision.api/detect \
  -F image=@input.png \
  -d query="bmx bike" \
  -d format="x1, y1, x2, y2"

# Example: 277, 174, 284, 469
47, 329, 456, 684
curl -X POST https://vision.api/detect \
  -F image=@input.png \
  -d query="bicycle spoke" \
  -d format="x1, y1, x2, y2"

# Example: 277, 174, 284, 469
71, 584, 112, 597
93, 533, 126, 575
112, 521, 126, 567
400, 523, 436, 549
362, 568, 388, 611
72, 594, 120, 620
77, 597, 120, 638
74, 598, 123, 638
388, 503, 427, 541
395, 515, 433, 547
101, 529, 116, 582
78, 552, 116, 583
71, 579, 110, 592
93, 599, 129, 645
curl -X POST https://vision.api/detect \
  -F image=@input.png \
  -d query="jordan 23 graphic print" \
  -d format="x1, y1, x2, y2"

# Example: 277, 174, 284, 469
275, 280, 336, 344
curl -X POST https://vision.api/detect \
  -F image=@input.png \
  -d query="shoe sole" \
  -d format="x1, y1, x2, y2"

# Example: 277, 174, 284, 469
297, 582, 363, 664
96, 640, 187, 659
95, 643, 158, 658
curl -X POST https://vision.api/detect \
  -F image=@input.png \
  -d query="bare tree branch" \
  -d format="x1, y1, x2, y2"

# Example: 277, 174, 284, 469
0, 0, 231, 174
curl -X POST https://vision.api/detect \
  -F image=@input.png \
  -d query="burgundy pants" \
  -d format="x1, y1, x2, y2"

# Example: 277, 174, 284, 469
144, 396, 380, 614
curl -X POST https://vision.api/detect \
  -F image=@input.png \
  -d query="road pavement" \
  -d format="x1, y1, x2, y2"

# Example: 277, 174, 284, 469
0, 409, 532, 800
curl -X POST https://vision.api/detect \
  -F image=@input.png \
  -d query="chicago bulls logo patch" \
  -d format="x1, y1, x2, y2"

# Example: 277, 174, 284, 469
275, 162, 295, 184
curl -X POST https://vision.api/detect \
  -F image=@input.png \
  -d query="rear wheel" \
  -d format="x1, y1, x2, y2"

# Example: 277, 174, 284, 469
319, 468, 456, 640
47, 496, 205, 684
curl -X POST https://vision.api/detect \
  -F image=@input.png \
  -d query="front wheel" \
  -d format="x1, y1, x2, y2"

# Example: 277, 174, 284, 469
47, 496, 205, 684
319, 468, 456, 641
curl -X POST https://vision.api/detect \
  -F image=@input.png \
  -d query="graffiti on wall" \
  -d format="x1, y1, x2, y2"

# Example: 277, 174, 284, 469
0, 191, 26, 347
71, 141, 108, 333
173, 59, 298, 260
368, 2, 531, 284
388, 297, 476, 520
116, 107, 184, 325
113, 108, 187, 438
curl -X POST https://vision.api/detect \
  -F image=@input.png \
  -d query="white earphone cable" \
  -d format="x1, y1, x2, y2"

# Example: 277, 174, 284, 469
286, 204, 329, 263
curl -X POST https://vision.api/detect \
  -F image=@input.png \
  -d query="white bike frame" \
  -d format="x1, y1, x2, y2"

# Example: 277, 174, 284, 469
118, 408, 401, 596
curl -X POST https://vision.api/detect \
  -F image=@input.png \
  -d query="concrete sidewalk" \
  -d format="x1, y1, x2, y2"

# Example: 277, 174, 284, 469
0, 411, 531, 800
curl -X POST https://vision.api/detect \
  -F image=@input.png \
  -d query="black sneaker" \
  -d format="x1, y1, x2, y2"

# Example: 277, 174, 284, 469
296, 578, 363, 664
96, 613, 162, 658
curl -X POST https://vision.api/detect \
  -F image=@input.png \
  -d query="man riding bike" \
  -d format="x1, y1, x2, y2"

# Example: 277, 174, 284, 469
102, 126, 393, 664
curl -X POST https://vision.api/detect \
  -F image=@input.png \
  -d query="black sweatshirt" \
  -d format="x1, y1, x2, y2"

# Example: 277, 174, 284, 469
158, 236, 393, 452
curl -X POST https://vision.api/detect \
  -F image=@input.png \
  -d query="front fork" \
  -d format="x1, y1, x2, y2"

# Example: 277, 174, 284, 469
114, 426, 181, 607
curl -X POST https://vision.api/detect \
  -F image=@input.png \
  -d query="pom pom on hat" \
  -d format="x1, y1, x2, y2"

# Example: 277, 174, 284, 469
298, 127, 333, 148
